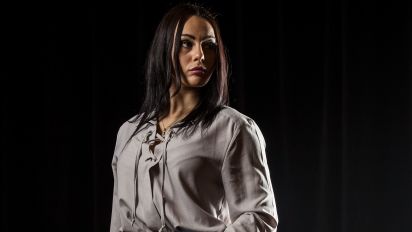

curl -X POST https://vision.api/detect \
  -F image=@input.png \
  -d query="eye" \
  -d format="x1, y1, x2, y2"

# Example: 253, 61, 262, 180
180, 39, 193, 48
202, 41, 217, 50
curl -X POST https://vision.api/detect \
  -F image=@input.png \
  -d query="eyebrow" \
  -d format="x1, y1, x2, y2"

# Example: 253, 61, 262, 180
181, 34, 216, 40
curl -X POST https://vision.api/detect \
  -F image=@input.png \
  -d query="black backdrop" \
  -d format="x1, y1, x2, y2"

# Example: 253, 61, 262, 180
2, 1, 412, 231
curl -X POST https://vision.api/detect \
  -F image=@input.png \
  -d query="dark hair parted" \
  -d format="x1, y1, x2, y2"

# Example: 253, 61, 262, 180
128, 3, 229, 138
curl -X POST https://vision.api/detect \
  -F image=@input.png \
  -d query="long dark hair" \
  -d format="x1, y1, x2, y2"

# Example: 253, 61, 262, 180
128, 3, 229, 139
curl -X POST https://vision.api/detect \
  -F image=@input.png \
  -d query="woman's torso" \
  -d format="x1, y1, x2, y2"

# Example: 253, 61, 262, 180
113, 106, 250, 231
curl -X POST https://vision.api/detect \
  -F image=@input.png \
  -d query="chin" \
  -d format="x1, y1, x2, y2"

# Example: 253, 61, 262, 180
184, 75, 211, 88
183, 82, 208, 88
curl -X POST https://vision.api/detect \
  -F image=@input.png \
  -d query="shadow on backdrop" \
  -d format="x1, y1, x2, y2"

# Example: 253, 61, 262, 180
2, 1, 412, 231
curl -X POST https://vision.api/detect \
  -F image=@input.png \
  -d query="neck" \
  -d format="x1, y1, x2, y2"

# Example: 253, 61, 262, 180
158, 86, 199, 133
168, 86, 199, 119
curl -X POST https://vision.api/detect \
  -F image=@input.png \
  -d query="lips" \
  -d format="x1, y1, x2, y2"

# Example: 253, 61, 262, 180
189, 66, 207, 72
188, 66, 207, 76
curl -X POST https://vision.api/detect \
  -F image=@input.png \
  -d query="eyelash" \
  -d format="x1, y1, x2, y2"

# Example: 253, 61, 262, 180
181, 40, 193, 48
203, 42, 217, 50
180, 40, 217, 50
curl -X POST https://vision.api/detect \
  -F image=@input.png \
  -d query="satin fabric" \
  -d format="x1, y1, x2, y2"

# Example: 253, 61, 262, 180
110, 106, 278, 232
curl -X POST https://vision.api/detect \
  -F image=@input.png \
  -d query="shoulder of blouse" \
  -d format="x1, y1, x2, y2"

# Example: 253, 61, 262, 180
218, 105, 256, 130
219, 105, 266, 150
120, 108, 258, 133
119, 114, 142, 135
112, 114, 144, 158
117, 108, 258, 143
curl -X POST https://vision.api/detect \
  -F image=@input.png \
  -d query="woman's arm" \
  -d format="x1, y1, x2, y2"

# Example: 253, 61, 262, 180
110, 122, 129, 232
110, 154, 121, 232
221, 119, 278, 232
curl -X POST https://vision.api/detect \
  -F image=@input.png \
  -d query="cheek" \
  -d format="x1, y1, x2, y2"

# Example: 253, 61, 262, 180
206, 52, 217, 69
178, 53, 190, 69
208, 49, 217, 61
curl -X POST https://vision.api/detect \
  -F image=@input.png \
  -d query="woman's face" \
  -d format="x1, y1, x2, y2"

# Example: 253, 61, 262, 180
176, 16, 217, 89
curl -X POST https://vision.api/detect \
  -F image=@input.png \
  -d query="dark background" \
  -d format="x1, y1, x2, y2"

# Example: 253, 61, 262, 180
2, 0, 412, 231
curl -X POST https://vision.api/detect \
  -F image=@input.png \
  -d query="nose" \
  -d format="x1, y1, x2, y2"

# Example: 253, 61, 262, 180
193, 43, 205, 63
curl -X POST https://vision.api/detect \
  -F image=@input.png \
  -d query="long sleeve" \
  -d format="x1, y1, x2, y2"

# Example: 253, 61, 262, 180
110, 155, 121, 232
221, 119, 278, 232
110, 122, 128, 232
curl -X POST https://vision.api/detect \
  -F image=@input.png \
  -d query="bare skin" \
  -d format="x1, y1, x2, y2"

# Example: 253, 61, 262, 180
158, 16, 217, 135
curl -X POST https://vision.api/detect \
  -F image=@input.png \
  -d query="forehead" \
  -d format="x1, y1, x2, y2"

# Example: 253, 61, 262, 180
182, 16, 215, 37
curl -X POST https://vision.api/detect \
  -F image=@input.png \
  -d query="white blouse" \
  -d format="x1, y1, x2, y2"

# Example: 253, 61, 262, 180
110, 106, 278, 232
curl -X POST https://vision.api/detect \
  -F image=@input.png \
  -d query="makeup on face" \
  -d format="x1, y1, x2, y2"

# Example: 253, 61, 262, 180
177, 16, 217, 88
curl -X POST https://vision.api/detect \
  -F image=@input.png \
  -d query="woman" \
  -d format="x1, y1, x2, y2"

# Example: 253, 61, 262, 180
110, 3, 278, 232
